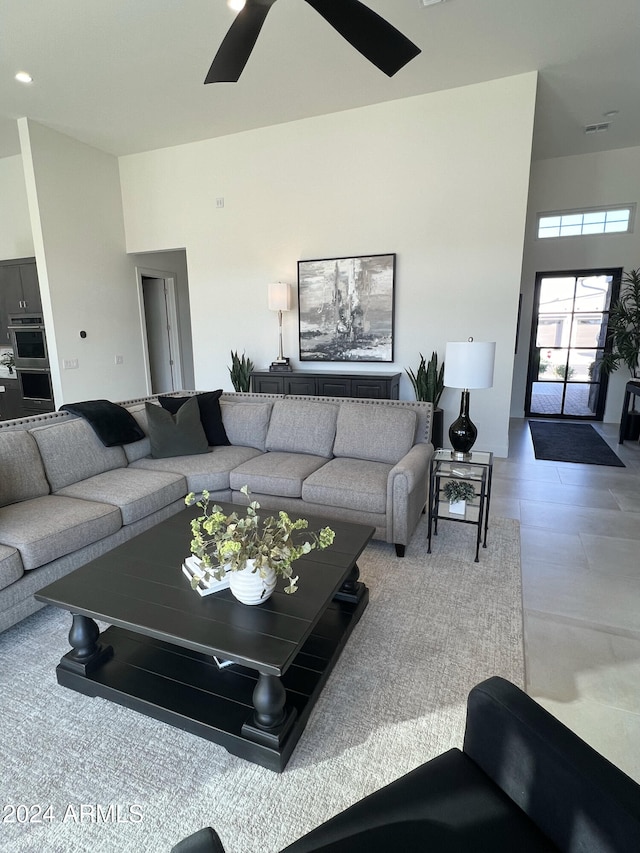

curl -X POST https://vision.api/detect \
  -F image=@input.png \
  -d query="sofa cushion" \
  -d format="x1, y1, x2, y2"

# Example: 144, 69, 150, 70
0, 430, 50, 507
0, 544, 23, 592
159, 391, 230, 447
145, 397, 210, 459
302, 457, 392, 513
123, 404, 153, 462
130, 444, 262, 493
58, 400, 146, 446
333, 403, 416, 464
221, 401, 273, 452
30, 419, 127, 492
265, 399, 338, 458
230, 452, 329, 498
0, 495, 122, 571
55, 468, 186, 525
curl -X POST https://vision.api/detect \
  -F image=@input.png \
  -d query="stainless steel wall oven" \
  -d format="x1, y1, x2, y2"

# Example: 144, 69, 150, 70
8, 314, 49, 369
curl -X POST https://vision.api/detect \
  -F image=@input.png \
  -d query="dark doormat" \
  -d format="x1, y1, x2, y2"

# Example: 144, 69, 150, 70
528, 421, 625, 467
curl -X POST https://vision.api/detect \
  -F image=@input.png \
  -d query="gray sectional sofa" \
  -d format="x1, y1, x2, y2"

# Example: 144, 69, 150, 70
0, 392, 433, 633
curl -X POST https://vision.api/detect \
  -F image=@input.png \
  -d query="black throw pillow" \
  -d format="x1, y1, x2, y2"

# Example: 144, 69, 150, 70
59, 399, 146, 447
159, 390, 230, 446
145, 397, 210, 459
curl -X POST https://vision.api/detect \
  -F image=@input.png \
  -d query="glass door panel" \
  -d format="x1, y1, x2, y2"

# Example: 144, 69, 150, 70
563, 384, 597, 416
567, 348, 598, 382
574, 276, 612, 313
538, 277, 575, 314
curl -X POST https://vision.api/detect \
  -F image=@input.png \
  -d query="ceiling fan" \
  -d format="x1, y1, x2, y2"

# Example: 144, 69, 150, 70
205, 0, 421, 83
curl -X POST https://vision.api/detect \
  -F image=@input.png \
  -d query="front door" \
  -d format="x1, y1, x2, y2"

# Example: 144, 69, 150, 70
525, 269, 621, 419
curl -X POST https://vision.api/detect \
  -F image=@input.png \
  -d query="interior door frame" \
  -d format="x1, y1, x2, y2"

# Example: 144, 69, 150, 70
135, 266, 183, 395
524, 267, 622, 420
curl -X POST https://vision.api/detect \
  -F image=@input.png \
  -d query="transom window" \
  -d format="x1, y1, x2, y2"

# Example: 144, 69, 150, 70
537, 205, 634, 239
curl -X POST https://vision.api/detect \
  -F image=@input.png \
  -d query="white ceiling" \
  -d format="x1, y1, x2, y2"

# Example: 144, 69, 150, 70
1, 0, 639, 162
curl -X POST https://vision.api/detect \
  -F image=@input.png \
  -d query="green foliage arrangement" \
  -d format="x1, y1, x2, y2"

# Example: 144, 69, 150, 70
602, 268, 640, 378
442, 480, 476, 503
228, 350, 254, 392
406, 351, 445, 406
185, 486, 335, 595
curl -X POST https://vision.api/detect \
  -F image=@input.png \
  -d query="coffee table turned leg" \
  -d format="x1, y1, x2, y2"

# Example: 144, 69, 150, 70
334, 563, 366, 604
59, 613, 113, 676
241, 673, 297, 749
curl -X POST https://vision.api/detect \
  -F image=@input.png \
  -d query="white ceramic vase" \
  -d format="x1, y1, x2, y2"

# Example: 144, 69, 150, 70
228, 559, 277, 605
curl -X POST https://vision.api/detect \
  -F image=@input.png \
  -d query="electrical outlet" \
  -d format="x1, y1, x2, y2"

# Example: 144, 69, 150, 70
115, 355, 124, 365
216, 197, 224, 209
63, 358, 79, 369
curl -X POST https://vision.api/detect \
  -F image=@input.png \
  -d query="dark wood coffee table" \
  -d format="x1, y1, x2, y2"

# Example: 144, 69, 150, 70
35, 504, 373, 771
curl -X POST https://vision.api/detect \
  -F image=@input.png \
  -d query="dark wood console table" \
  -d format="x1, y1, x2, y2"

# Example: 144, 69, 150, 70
251, 370, 400, 400
618, 380, 640, 444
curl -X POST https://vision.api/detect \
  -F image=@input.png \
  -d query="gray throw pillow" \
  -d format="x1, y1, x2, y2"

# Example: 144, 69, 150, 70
145, 396, 210, 459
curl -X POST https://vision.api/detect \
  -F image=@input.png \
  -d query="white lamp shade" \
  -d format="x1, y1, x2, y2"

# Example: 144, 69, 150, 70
444, 341, 496, 389
268, 282, 291, 312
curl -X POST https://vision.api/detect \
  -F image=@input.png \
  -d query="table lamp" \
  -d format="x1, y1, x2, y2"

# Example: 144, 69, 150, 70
268, 282, 292, 372
444, 338, 496, 459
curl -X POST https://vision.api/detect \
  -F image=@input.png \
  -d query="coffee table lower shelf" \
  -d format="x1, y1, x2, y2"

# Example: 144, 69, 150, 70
55, 591, 368, 772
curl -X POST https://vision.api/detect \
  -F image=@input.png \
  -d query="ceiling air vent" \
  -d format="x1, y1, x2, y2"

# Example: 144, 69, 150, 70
585, 122, 610, 134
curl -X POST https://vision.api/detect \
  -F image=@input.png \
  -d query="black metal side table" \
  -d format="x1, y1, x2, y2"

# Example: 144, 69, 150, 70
427, 449, 494, 562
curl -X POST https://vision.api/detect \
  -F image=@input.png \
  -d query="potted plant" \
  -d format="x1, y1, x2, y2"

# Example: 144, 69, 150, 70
228, 350, 254, 392
602, 268, 640, 379
405, 351, 445, 447
442, 480, 475, 516
601, 268, 640, 440
185, 486, 335, 604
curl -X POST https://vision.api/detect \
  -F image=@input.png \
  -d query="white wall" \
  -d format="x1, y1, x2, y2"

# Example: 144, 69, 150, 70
513, 145, 640, 422
119, 73, 537, 457
0, 155, 34, 260
19, 119, 147, 404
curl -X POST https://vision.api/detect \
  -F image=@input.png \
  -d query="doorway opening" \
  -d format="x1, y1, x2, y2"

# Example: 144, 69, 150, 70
137, 268, 183, 394
525, 268, 621, 419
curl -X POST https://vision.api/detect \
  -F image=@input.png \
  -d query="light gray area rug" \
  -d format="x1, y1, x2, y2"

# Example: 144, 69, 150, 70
0, 516, 523, 853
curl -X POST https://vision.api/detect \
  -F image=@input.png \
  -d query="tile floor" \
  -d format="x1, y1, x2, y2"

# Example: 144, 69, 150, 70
492, 418, 640, 782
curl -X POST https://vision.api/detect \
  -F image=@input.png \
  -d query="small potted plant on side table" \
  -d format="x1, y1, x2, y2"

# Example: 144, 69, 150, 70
442, 480, 476, 516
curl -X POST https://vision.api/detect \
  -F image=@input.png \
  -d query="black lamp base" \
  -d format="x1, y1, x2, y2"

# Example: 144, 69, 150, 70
269, 359, 292, 373
449, 389, 477, 459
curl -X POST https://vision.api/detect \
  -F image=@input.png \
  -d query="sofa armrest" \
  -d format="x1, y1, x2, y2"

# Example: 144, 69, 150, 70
464, 677, 640, 852
386, 443, 432, 545
388, 442, 431, 494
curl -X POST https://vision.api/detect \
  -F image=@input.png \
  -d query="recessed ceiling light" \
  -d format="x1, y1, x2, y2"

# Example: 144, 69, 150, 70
420, 0, 447, 6
227, 0, 246, 11
15, 71, 33, 84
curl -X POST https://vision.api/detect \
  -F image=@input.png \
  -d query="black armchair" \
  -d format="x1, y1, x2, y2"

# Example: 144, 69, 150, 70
171, 676, 640, 852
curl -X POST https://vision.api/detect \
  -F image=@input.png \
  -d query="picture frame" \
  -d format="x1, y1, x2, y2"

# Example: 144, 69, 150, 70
298, 253, 395, 362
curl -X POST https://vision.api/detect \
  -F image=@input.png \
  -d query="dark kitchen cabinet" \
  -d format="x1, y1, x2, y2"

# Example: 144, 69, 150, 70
251, 370, 401, 399
0, 382, 23, 420
0, 258, 42, 320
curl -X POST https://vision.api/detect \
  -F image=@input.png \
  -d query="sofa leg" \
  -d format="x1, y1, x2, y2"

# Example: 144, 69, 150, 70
395, 544, 405, 558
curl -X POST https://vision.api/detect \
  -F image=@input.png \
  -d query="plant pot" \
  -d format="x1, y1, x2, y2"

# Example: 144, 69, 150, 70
449, 499, 466, 516
228, 559, 277, 605
623, 411, 640, 441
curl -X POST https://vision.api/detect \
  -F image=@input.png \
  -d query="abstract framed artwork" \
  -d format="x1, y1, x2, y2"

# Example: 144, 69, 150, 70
298, 254, 395, 362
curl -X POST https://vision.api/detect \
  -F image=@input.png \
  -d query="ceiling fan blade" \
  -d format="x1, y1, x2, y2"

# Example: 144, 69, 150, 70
303, 0, 420, 77
205, 0, 277, 83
